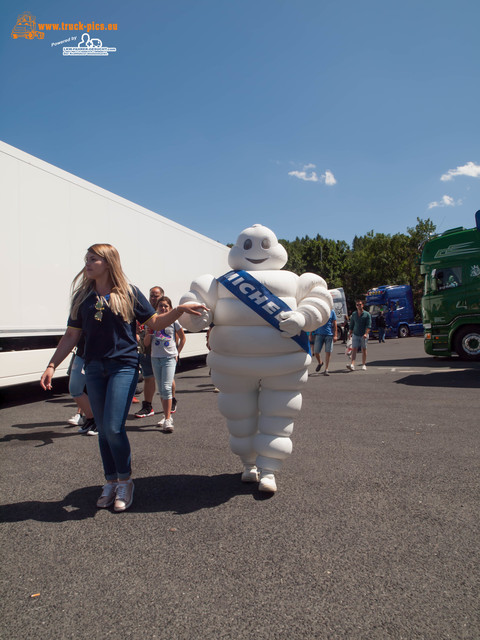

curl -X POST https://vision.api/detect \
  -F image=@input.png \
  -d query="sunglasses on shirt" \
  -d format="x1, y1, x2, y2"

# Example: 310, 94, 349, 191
94, 297, 104, 322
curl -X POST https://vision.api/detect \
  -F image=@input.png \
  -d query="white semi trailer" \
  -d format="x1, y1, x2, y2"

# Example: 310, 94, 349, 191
0, 141, 230, 387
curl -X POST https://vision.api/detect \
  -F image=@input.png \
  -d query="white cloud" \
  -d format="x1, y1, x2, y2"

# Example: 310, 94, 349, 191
288, 169, 319, 182
428, 195, 463, 209
324, 170, 337, 186
440, 161, 480, 182
288, 164, 336, 185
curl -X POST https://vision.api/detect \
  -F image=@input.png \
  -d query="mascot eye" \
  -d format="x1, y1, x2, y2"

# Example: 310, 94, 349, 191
243, 239, 252, 250
261, 238, 271, 249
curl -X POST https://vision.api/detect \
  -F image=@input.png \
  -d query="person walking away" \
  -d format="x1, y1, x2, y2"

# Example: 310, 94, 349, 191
376, 310, 387, 343
145, 296, 185, 433
40, 244, 207, 512
347, 300, 371, 371
312, 308, 337, 375
342, 315, 349, 343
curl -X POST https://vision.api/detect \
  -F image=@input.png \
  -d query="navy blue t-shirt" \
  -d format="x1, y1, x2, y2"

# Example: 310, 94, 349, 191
68, 286, 156, 367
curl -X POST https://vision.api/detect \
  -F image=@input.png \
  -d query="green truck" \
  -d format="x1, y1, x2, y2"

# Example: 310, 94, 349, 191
420, 210, 480, 360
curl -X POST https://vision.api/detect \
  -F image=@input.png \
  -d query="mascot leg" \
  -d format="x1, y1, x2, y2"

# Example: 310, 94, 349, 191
254, 366, 308, 493
211, 369, 261, 483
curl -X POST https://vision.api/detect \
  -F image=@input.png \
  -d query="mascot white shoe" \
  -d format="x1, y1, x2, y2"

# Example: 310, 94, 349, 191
180, 224, 333, 493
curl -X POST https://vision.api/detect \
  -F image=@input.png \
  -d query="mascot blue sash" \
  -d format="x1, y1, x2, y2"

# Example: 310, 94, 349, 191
217, 270, 311, 354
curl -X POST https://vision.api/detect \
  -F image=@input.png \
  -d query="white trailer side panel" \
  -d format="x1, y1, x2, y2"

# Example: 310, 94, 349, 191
0, 141, 229, 386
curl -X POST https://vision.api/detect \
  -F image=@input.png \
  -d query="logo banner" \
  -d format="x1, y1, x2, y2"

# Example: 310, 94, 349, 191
217, 270, 311, 354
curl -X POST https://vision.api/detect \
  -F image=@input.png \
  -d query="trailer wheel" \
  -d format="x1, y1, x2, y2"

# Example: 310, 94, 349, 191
454, 326, 480, 361
398, 325, 409, 338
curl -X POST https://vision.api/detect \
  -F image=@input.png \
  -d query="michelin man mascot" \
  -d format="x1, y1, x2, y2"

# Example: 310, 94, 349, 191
179, 224, 333, 493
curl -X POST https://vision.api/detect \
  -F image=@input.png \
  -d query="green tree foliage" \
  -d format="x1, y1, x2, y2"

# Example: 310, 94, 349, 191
279, 218, 436, 315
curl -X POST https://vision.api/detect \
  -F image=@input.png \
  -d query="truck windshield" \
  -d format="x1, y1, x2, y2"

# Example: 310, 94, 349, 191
425, 266, 462, 294
365, 304, 385, 315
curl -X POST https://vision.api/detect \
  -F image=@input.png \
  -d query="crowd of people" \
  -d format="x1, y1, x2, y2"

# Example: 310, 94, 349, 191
40, 242, 382, 511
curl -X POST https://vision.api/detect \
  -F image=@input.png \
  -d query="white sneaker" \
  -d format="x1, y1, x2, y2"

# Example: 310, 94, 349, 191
114, 480, 134, 512
241, 465, 259, 483
346, 363, 355, 371
157, 417, 165, 428
68, 413, 85, 426
163, 418, 174, 433
361, 364, 367, 371
259, 472, 277, 493
96, 482, 117, 508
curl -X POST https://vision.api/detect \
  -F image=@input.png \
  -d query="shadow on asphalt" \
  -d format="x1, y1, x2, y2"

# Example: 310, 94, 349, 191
395, 369, 480, 388
0, 425, 81, 446
0, 379, 71, 408
0, 473, 271, 523
368, 356, 469, 368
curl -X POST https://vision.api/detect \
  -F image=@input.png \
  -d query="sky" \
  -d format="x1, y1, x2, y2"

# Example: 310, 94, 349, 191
1, 0, 479, 246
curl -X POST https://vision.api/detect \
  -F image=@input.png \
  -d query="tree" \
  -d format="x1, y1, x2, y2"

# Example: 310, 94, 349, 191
277, 217, 436, 316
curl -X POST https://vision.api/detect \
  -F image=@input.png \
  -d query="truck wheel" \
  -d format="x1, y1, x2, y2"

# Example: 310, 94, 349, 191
454, 326, 480, 361
398, 325, 409, 338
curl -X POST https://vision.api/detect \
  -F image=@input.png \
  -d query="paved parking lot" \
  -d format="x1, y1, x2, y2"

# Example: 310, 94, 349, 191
1, 337, 479, 639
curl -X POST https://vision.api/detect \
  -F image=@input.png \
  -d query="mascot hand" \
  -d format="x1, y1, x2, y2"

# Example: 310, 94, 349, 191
278, 311, 306, 337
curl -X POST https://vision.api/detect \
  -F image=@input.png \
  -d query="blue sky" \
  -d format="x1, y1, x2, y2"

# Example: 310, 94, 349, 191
1, 0, 479, 246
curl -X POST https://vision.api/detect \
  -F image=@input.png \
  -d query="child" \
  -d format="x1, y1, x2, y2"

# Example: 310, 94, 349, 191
145, 296, 185, 433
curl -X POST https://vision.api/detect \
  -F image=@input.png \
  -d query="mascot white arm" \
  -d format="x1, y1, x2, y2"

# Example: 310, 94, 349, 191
179, 224, 333, 493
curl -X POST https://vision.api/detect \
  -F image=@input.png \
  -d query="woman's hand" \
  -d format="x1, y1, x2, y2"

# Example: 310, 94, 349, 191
147, 303, 210, 332
40, 366, 55, 391
177, 302, 209, 316
39, 327, 81, 391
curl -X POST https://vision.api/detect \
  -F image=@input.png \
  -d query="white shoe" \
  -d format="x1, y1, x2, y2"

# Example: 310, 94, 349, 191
346, 363, 355, 371
114, 479, 134, 512
96, 482, 117, 508
157, 417, 165, 428
361, 364, 367, 371
241, 465, 259, 483
163, 418, 174, 433
259, 472, 277, 493
68, 413, 85, 426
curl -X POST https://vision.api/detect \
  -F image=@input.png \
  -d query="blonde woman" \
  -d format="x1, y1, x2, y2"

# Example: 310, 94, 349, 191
40, 244, 207, 512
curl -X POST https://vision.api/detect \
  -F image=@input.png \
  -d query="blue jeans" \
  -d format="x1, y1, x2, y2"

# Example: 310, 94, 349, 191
85, 359, 138, 481
151, 356, 177, 399
378, 328, 386, 342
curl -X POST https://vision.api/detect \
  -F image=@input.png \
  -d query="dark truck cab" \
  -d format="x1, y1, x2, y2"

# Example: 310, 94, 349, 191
366, 285, 423, 339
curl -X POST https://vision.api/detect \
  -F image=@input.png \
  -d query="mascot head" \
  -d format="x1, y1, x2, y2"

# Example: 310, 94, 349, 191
228, 224, 288, 271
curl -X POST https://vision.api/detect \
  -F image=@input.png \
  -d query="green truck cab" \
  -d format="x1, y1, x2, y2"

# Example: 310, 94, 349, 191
420, 210, 480, 360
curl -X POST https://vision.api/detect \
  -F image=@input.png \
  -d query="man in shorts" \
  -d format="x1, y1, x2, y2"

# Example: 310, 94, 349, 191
312, 308, 337, 376
347, 300, 372, 371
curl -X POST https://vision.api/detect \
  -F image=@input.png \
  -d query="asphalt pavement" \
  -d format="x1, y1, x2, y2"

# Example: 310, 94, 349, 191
1, 337, 479, 640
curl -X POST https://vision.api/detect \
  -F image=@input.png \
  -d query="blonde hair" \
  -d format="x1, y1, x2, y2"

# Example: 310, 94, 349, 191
70, 244, 136, 322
